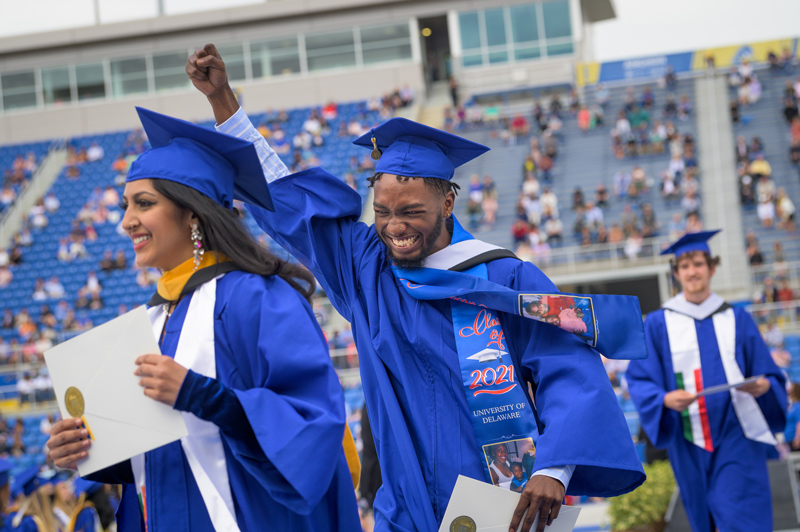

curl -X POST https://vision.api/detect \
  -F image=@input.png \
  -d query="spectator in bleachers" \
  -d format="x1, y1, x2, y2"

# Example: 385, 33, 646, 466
681, 188, 701, 217
29, 199, 48, 229
608, 223, 624, 244
511, 218, 529, 246
8, 246, 22, 266
735, 135, 750, 163
623, 229, 643, 261
665, 213, 684, 241
776, 279, 795, 304
629, 165, 647, 198
114, 250, 128, 270
33, 370, 53, 403
135, 266, 158, 287
757, 194, 776, 229
640, 203, 659, 238
739, 162, 756, 203
44, 276, 65, 299
43, 191, 60, 213
39, 305, 57, 329
677, 94, 692, 121
2, 309, 13, 329
481, 175, 498, 230
99, 250, 115, 272
0, 248, 10, 268
786, 384, 800, 452
661, 172, 679, 201
0, 266, 12, 288
83, 270, 102, 297
730, 99, 741, 124
15, 228, 33, 248
746, 238, 765, 266
749, 153, 773, 179
776, 187, 796, 231
540, 187, 558, 217
32, 278, 47, 301
584, 202, 603, 231
577, 106, 591, 132
572, 186, 584, 211
0, 185, 15, 209
16, 373, 34, 404
86, 142, 105, 162
543, 212, 563, 245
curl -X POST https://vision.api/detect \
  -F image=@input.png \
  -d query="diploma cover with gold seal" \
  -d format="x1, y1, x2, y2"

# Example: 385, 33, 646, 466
44, 306, 187, 476
64, 386, 94, 439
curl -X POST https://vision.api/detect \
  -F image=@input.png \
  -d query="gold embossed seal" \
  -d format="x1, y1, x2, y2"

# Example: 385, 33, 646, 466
64, 386, 85, 418
449, 515, 476, 532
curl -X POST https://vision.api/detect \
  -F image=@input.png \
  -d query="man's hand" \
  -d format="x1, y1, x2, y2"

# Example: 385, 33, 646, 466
736, 377, 771, 398
186, 43, 239, 124
663, 389, 696, 411
135, 354, 189, 407
509, 475, 564, 532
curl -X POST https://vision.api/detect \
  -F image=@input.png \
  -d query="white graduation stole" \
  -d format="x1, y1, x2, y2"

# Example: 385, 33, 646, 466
665, 307, 776, 451
132, 277, 242, 532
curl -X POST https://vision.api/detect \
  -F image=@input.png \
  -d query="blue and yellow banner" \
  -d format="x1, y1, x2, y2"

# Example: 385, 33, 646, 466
576, 36, 799, 87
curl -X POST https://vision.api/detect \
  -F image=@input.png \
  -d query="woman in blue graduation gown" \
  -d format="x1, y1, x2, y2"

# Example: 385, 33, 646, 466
46, 109, 361, 532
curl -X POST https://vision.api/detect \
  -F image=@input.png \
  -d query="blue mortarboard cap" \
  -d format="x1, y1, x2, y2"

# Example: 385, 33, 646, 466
660, 230, 722, 257
127, 108, 274, 211
0, 458, 12, 487
353, 117, 489, 180
73, 477, 102, 497
11, 466, 42, 498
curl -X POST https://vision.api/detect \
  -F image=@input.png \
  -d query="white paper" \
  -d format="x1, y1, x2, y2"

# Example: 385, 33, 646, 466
439, 475, 581, 532
695, 374, 765, 397
44, 306, 188, 476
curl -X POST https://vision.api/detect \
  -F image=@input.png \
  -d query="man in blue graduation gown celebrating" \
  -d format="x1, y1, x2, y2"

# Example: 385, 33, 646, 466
187, 44, 645, 532
626, 231, 787, 532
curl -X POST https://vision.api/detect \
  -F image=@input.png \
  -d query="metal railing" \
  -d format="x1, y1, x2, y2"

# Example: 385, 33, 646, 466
528, 234, 674, 274
745, 299, 800, 334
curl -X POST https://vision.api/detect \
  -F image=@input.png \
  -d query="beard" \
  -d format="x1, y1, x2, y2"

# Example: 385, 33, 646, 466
384, 213, 445, 270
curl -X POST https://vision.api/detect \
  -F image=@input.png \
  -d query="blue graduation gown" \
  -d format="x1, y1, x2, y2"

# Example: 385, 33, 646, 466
626, 306, 787, 532
71, 505, 100, 532
88, 271, 360, 531
3, 514, 38, 532
247, 168, 645, 531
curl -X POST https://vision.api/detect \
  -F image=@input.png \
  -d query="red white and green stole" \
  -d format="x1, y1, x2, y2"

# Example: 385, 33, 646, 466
664, 308, 714, 451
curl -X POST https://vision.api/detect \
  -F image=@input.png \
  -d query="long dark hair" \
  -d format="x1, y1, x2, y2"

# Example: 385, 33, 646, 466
151, 179, 315, 302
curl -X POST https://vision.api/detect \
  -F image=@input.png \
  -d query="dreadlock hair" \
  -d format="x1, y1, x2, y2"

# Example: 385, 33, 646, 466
367, 172, 460, 198
151, 179, 316, 303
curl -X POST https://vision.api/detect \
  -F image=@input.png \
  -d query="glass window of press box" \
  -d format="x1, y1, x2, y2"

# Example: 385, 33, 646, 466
458, 0, 573, 68
0, 20, 414, 114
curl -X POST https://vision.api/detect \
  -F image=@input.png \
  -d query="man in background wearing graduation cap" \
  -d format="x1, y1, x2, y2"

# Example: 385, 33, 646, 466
187, 44, 645, 532
626, 230, 787, 532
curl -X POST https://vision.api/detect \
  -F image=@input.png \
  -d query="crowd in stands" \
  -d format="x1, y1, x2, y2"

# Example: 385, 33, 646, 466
487, 82, 703, 263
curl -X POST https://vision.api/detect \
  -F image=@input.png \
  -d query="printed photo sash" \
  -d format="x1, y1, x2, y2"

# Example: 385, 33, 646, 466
448, 263, 541, 489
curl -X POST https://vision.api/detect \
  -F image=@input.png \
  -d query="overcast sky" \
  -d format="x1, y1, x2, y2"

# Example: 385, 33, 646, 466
0, 0, 797, 63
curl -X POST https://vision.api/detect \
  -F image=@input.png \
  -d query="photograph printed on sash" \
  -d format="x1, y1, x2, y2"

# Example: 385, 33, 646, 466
519, 294, 597, 347
482, 437, 536, 491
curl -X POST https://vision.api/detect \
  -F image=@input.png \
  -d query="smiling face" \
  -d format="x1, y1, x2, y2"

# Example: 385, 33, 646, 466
121, 179, 195, 271
674, 251, 715, 303
511, 464, 524, 480
372, 175, 454, 269
493, 444, 508, 463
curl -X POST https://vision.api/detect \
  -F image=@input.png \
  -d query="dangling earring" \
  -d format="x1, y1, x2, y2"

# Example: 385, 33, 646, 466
191, 223, 204, 271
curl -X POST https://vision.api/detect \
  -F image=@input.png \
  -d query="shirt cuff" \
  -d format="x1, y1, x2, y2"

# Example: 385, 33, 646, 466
215, 107, 290, 183
532, 465, 575, 492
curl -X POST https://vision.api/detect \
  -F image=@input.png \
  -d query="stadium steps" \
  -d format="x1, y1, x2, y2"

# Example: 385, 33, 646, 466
694, 73, 750, 299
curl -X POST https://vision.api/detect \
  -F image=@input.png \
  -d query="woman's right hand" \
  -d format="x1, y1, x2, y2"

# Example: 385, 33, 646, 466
46, 418, 91, 470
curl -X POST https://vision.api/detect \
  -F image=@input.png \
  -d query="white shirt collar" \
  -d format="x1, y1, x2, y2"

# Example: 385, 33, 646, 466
662, 292, 726, 321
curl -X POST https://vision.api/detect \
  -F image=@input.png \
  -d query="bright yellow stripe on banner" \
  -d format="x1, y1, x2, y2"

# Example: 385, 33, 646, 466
575, 62, 601, 87
694, 38, 796, 70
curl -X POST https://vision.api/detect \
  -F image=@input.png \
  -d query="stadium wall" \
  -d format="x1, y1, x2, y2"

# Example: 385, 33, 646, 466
0, 0, 592, 143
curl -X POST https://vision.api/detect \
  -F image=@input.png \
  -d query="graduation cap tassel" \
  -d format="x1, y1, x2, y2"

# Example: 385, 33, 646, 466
370, 136, 382, 160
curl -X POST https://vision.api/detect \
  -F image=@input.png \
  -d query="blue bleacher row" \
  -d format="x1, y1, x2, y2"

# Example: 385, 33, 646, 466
0, 141, 52, 215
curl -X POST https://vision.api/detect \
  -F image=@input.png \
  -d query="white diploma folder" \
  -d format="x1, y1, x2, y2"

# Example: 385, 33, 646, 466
44, 306, 188, 476
439, 475, 580, 532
